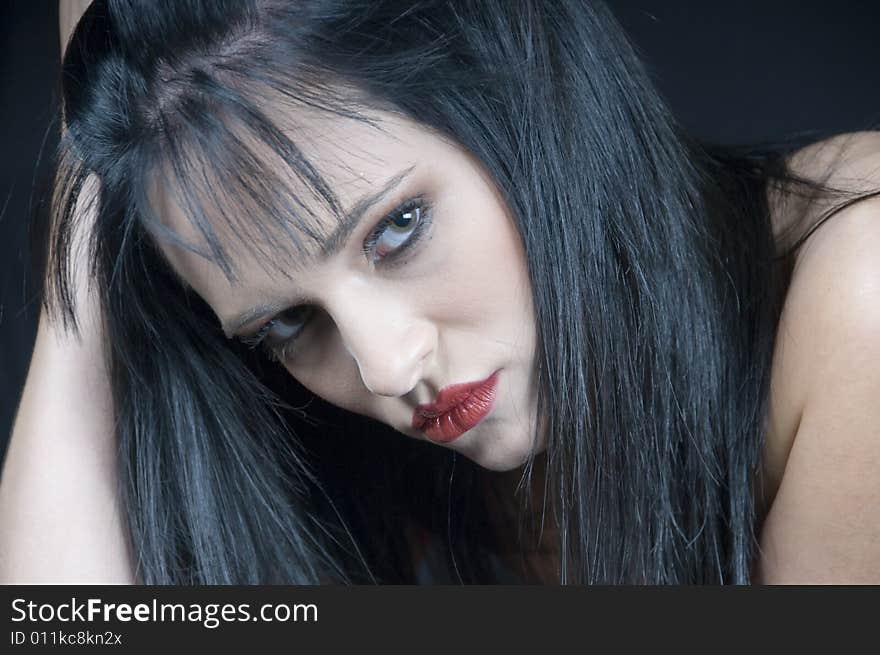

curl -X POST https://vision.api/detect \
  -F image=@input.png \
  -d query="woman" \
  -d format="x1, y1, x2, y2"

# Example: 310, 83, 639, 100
2, 0, 879, 584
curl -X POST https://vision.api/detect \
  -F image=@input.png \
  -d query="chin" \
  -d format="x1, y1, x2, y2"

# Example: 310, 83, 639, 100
458, 428, 539, 471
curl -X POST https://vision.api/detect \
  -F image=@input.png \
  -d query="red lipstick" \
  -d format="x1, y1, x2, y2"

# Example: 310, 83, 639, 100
411, 369, 500, 443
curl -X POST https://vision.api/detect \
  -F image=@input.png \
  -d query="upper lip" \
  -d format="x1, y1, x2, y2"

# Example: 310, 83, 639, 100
414, 371, 499, 418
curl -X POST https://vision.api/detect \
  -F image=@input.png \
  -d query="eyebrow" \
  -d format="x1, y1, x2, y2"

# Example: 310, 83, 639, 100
220, 165, 415, 338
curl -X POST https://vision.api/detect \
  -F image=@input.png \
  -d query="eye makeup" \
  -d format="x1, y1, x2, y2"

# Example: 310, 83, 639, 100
237, 194, 434, 362
363, 196, 431, 266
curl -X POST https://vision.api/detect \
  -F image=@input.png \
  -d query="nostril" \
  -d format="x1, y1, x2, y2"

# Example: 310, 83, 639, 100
333, 296, 437, 398
360, 356, 431, 399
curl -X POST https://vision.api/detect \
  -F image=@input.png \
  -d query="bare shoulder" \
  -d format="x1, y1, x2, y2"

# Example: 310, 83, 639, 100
757, 130, 880, 583
767, 130, 880, 246
784, 130, 880, 180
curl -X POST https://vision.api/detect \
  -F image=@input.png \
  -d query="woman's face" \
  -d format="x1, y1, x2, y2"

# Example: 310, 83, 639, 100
154, 109, 542, 471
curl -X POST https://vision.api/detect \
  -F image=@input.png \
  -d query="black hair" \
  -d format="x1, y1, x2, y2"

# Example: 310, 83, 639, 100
41, 0, 878, 583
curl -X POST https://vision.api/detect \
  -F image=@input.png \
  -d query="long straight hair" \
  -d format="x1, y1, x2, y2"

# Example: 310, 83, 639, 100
41, 0, 877, 584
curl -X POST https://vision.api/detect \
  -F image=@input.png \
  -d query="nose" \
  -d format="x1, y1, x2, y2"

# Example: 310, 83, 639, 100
326, 287, 437, 397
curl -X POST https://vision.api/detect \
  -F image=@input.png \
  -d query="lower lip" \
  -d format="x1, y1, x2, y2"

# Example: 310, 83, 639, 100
412, 370, 501, 444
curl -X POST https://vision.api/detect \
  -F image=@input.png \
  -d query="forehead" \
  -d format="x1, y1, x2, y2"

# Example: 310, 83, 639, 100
146, 104, 441, 317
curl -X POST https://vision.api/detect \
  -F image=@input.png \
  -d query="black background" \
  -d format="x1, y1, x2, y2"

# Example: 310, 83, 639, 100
2, 1, 879, 461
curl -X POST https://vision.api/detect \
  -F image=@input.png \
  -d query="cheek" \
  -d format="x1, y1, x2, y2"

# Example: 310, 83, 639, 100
282, 335, 372, 416
432, 207, 531, 327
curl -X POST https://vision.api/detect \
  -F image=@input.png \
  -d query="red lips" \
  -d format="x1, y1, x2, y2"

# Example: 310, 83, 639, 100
411, 369, 500, 443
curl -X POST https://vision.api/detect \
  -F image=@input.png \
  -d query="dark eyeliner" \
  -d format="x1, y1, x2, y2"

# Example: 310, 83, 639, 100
238, 319, 281, 351
362, 196, 432, 266
239, 195, 432, 360
238, 311, 308, 361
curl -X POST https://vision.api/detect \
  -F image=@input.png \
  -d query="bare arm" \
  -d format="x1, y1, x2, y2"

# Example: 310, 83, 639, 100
58, 0, 93, 54
0, 274, 136, 583
0, 0, 136, 583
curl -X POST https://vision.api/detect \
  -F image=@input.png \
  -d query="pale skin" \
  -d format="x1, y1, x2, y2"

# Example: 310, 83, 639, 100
155, 107, 880, 583
0, 176, 137, 583
0, 1, 878, 583
754, 131, 880, 583
155, 108, 541, 474
0, 0, 137, 584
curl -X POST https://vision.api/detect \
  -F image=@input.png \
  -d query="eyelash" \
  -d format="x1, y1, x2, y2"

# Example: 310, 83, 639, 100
361, 197, 430, 265
239, 196, 433, 363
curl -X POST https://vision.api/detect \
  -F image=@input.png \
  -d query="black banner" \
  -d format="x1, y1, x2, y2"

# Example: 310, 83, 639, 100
0, 585, 876, 650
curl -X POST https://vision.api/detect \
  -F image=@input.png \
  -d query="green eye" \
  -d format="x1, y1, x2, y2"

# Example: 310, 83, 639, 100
390, 212, 415, 230
372, 204, 423, 258
241, 196, 433, 364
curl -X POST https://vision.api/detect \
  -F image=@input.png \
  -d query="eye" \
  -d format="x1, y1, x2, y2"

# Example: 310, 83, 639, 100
239, 196, 433, 363
239, 306, 315, 363
363, 197, 431, 264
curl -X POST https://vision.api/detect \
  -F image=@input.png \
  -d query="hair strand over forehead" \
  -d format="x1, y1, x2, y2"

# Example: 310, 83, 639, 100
42, 0, 879, 584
